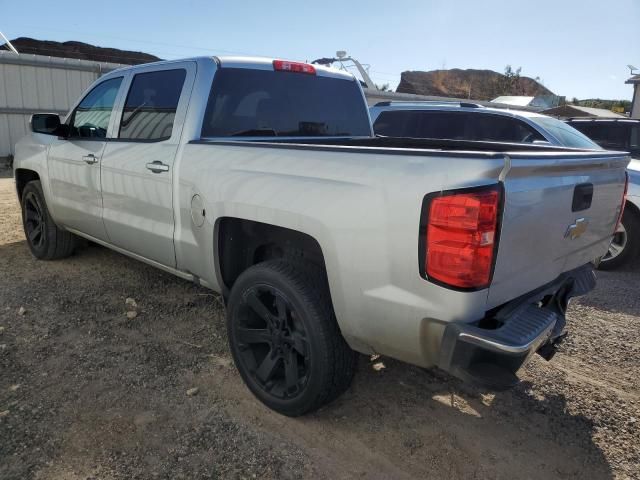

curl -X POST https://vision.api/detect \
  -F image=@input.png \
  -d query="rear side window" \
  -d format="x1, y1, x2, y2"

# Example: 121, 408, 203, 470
119, 69, 186, 141
374, 110, 544, 143
467, 114, 545, 143
373, 111, 421, 137
534, 117, 601, 149
201, 68, 371, 137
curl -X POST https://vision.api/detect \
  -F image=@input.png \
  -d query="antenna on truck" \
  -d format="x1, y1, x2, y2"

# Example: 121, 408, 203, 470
312, 51, 377, 90
0, 30, 19, 54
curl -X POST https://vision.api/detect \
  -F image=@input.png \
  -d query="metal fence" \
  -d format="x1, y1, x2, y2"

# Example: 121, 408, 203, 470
0, 51, 125, 165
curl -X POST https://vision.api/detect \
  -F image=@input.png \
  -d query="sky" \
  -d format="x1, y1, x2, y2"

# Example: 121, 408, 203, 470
1, 0, 639, 100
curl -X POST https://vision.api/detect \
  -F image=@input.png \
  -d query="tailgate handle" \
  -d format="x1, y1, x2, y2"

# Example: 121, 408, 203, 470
572, 183, 593, 212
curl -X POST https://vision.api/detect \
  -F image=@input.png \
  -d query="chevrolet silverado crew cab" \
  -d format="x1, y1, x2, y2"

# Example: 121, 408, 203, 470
14, 57, 629, 416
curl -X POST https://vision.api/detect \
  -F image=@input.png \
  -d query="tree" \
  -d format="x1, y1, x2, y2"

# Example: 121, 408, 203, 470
500, 65, 522, 95
375, 83, 391, 92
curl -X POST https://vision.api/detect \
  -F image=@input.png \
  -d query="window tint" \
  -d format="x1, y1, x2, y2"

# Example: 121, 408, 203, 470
416, 112, 469, 140
70, 77, 122, 138
467, 114, 545, 143
373, 111, 421, 137
201, 68, 371, 137
630, 125, 640, 156
374, 110, 545, 143
568, 121, 635, 151
119, 69, 186, 141
534, 117, 601, 149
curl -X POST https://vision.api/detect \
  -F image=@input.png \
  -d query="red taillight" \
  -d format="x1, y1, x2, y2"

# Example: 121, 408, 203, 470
424, 187, 501, 289
614, 172, 629, 233
273, 60, 316, 75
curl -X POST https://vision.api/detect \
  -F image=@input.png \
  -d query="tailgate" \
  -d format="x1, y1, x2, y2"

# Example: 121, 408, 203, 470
487, 151, 629, 309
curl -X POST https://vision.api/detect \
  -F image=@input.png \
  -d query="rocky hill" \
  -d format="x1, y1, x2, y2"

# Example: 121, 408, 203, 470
397, 68, 553, 100
2, 37, 161, 65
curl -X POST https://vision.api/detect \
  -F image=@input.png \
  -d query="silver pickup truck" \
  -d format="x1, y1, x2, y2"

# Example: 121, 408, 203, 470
13, 56, 629, 416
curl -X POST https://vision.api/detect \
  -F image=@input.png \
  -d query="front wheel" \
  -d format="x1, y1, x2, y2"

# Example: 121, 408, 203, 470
21, 180, 77, 260
598, 207, 640, 270
226, 260, 358, 416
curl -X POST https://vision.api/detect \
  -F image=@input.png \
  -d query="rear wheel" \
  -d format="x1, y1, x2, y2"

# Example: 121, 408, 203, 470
598, 207, 640, 270
21, 180, 77, 260
226, 260, 357, 416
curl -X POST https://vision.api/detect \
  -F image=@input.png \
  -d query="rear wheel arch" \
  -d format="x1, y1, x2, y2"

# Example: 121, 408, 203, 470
215, 217, 328, 296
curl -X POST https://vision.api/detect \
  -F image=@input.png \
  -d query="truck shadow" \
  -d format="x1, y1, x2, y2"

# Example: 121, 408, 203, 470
311, 356, 615, 479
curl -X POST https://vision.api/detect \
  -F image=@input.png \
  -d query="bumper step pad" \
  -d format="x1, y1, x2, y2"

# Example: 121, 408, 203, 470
438, 263, 596, 389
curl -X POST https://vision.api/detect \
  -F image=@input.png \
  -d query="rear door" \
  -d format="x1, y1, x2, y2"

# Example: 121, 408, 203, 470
100, 62, 196, 267
487, 151, 629, 308
47, 76, 124, 239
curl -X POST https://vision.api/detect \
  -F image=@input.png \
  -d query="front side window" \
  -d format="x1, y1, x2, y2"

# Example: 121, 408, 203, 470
70, 77, 123, 139
119, 69, 186, 141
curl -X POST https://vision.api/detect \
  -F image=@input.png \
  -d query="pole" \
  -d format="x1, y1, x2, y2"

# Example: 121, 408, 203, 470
0, 30, 19, 54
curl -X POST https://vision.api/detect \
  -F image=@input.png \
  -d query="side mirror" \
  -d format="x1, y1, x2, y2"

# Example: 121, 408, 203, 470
30, 114, 67, 136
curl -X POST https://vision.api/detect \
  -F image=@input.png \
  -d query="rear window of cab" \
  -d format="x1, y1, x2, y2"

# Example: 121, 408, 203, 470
201, 68, 371, 138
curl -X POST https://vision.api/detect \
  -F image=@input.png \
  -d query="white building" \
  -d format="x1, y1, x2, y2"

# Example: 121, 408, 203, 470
0, 51, 124, 167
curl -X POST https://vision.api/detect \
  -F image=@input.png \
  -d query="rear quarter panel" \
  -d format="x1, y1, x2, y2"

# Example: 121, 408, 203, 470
176, 142, 505, 366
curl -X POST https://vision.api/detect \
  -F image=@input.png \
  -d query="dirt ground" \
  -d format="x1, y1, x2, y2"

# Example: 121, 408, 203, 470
1, 171, 639, 480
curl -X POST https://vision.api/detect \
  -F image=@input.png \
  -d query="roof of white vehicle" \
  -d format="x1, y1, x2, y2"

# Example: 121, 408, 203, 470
370, 101, 547, 119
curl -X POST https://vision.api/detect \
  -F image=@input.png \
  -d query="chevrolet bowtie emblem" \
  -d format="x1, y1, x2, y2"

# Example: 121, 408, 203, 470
565, 218, 589, 240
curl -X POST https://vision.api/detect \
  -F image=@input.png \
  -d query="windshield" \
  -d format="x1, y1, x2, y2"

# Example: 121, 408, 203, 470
201, 68, 372, 138
532, 117, 602, 149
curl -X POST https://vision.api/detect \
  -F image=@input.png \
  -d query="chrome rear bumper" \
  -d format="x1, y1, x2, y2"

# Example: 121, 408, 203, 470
438, 263, 596, 389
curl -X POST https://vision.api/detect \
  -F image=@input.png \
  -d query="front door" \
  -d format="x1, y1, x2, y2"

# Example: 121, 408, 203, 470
47, 76, 124, 239
100, 63, 195, 267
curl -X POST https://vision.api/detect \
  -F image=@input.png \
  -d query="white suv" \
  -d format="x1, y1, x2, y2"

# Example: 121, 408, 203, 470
369, 101, 601, 149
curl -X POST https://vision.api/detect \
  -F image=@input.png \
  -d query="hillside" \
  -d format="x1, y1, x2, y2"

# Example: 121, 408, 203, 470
397, 68, 554, 100
2, 37, 161, 65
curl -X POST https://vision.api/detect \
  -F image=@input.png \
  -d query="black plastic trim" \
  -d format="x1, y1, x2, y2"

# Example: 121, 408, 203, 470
572, 183, 594, 212
417, 183, 505, 292
190, 138, 507, 159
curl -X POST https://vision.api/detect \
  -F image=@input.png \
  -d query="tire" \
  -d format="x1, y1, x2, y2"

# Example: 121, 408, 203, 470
598, 206, 640, 270
226, 259, 358, 416
21, 180, 77, 260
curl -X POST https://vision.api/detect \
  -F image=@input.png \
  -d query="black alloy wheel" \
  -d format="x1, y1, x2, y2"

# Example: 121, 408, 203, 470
233, 285, 310, 399
21, 180, 77, 260
227, 260, 358, 416
23, 190, 46, 251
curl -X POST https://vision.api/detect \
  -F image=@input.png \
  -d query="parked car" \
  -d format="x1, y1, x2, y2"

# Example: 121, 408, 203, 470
369, 101, 602, 149
14, 57, 628, 416
565, 118, 640, 269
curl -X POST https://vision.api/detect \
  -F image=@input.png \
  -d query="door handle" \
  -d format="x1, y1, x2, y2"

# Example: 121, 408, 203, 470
146, 161, 170, 173
83, 154, 98, 165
